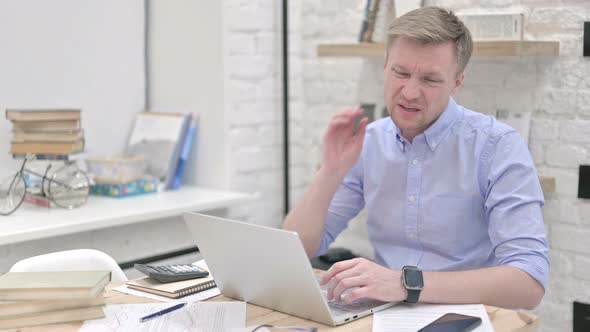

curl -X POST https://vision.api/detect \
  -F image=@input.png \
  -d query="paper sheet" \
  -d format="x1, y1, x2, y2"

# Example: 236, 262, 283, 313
231, 327, 316, 332
373, 303, 493, 332
80, 301, 246, 332
113, 284, 221, 303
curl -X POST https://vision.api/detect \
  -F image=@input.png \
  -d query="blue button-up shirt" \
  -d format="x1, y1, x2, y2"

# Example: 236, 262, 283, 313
317, 97, 549, 289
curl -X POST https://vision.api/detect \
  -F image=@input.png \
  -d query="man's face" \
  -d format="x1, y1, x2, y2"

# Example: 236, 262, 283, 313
384, 36, 464, 141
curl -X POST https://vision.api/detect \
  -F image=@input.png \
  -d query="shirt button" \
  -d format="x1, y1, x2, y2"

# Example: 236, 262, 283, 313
409, 196, 416, 203
412, 159, 418, 165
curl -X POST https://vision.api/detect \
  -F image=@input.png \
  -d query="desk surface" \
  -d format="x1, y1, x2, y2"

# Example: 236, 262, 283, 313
4, 284, 539, 332
0, 186, 254, 246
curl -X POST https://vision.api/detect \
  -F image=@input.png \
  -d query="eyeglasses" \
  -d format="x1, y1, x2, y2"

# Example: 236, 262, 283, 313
0, 156, 90, 216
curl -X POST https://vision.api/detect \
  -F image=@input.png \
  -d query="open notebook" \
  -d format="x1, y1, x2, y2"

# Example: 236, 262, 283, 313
126, 261, 215, 299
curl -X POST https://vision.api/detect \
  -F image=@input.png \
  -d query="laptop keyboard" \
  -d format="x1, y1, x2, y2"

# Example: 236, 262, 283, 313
328, 298, 379, 315
317, 277, 384, 315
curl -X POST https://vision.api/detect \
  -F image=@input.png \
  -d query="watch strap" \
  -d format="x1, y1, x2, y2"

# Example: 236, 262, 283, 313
405, 288, 421, 304
402, 266, 422, 304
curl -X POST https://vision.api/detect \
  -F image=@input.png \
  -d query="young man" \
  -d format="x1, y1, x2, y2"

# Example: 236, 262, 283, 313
284, 7, 548, 310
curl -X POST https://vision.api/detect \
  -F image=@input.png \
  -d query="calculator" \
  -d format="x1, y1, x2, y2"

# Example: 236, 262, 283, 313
134, 264, 209, 283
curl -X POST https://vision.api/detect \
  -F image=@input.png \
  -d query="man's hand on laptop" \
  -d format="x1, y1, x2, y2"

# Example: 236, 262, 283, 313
320, 258, 407, 304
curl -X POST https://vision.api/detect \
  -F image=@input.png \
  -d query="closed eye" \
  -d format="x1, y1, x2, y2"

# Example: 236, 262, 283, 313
424, 77, 442, 83
393, 69, 409, 78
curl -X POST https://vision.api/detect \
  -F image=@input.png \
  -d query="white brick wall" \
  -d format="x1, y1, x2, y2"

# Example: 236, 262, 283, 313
291, 0, 590, 330
223, 0, 285, 227
560, 120, 590, 143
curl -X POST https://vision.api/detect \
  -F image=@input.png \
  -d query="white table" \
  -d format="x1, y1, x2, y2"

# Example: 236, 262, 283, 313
0, 186, 254, 246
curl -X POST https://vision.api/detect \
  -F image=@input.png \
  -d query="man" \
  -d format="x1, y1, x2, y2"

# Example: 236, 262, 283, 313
284, 7, 548, 310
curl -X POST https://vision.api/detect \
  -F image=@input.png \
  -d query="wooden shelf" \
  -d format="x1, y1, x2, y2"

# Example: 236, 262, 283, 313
318, 41, 559, 57
0, 186, 255, 246
318, 43, 386, 57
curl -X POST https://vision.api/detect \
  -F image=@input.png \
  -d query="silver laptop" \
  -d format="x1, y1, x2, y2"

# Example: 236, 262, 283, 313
182, 212, 395, 326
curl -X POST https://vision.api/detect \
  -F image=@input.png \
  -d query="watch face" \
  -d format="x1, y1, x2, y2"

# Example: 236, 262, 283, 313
404, 268, 424, 289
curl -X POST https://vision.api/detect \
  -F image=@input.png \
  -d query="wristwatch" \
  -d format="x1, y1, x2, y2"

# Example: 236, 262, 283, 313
401, 265, 424, 304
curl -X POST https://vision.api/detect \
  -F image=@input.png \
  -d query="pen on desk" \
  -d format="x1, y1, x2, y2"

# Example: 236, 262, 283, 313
139, 302, 187, 323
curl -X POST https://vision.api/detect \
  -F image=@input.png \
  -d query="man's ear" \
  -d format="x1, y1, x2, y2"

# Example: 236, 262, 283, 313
452, 72, 465, 94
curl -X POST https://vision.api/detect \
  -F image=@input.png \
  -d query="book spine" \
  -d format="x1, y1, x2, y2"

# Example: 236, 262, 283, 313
164, 113, 191, 190
12, 154, 70, 161
178, 280, 216, 297
359, 0, 372, 42
171, 114, 198, 190
364, 0, 381, 43
12, 129, 83, 142
10, 140, 84, 155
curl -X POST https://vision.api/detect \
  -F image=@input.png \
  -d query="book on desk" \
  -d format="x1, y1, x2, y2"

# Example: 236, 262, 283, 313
0, 270, 110, 329
0, 270, 111, 300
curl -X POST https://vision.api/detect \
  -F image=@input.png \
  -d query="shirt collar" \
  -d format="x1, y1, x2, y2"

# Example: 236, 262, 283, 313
385, 97, 461, 151
423, 97, 461, 151
384, 117, 408, 151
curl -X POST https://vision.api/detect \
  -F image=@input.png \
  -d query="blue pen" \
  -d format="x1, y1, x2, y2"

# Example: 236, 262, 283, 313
139, 302, 187, 323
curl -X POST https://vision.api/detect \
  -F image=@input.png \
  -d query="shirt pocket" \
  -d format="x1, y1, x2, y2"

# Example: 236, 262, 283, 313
423, 194, 483, 258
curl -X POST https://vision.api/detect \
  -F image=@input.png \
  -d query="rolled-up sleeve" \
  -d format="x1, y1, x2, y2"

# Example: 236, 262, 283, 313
315, 158, 366, 257
483, 131, 550, 289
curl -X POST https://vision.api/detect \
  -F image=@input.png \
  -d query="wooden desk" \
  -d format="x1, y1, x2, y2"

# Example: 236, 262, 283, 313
3, 284, 539, 332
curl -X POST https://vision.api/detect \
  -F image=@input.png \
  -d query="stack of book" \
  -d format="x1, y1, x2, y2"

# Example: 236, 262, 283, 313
0, 270, 111, 329
5, 108, 85, 156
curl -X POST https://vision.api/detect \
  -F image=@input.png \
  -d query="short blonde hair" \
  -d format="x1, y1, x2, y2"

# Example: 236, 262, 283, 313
386, 7, 473, 76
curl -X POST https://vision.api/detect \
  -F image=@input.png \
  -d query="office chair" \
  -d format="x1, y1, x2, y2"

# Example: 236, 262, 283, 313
9, 249, 128, 283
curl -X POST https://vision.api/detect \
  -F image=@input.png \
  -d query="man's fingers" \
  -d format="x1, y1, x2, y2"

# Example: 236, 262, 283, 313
332, 267, 362, 284
327, 109, 363, 130
328, 117, 355, 131
353, 117, 369, 143
328, 110, 363, 130
320, 258, 361, 285
342, 286, 371, 304
332, 108, 363, 121
331, 275, 366, 303
326, 267, 362, 300
355, 117, 369, 139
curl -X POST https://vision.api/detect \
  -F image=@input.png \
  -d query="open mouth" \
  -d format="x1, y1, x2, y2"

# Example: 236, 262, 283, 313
398, 104, 421, 112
